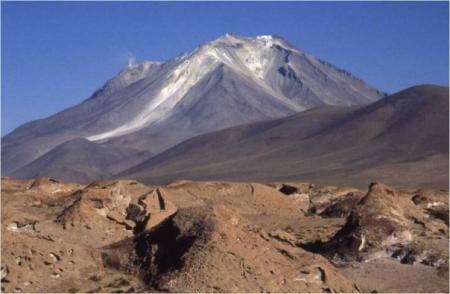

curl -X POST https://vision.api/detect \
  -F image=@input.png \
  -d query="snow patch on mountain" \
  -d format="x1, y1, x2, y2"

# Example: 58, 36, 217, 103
87, 51, 222, 141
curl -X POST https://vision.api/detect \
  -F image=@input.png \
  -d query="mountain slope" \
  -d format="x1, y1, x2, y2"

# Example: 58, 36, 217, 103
120, 85, 449, 189
2, 34, 383, 179
10, 138, 151, 183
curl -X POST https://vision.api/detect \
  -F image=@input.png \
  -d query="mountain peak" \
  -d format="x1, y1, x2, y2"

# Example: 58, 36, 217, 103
83, 33, 383, 142
216, 33, 282, 41
3, 34, 385, 178
211, 33, 288, 48
89, 60, 162, 100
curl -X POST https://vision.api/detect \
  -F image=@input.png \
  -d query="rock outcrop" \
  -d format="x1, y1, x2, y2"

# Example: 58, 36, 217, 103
0, 178, 362, 293
311, 183, 449, 271
323, 183, 412, 259
1, 178, 447, 293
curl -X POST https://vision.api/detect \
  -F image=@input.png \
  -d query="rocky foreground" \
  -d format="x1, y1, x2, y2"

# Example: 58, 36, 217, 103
1, 178, 448, 293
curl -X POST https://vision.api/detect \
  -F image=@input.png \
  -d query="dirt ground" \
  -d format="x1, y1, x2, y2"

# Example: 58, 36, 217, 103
1, 177, 448, 293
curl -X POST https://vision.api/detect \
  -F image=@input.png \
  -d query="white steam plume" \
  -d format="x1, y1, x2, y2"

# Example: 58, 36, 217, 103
128, 52, 136, 68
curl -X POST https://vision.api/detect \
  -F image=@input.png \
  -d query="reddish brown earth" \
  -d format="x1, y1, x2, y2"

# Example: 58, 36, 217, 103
120, 85, 449, 191
1, 177, 448, 293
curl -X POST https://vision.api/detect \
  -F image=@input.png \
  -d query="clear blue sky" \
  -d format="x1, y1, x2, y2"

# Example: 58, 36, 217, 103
2, 1, 448, 135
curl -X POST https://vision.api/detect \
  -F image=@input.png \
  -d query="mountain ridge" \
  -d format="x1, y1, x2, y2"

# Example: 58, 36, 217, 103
119, 84, 448, 189
3, 34, 384, 181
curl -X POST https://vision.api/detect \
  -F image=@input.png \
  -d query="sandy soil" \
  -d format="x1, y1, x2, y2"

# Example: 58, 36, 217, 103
1, 177, 448, 293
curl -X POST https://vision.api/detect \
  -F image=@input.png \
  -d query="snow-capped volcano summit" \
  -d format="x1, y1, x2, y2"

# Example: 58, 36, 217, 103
85, 33, 382, 142
3, 34, 384, 182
